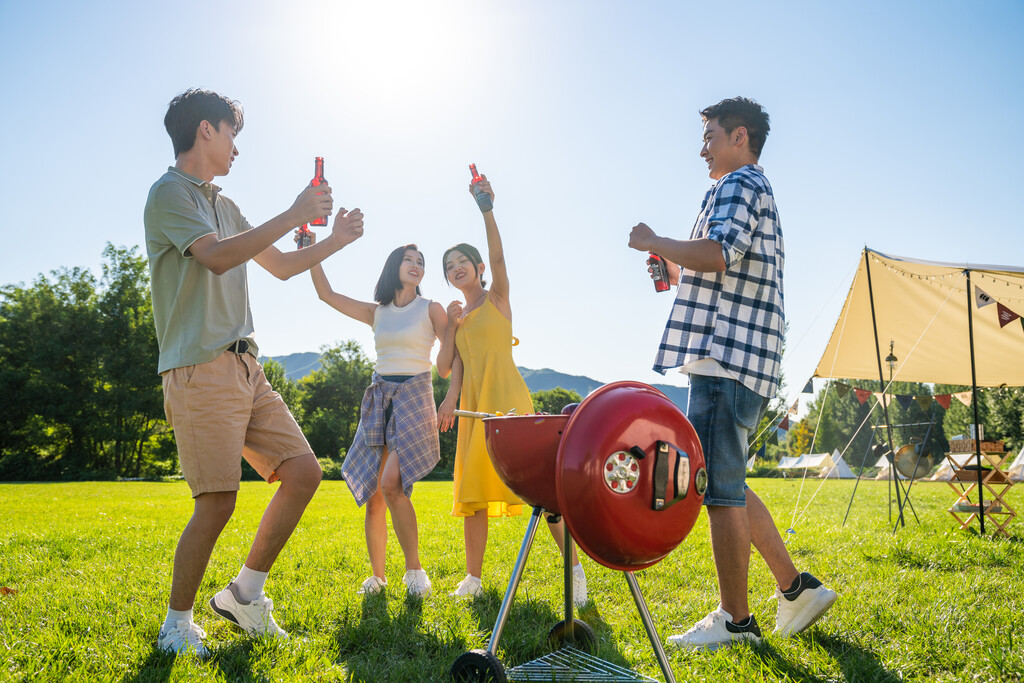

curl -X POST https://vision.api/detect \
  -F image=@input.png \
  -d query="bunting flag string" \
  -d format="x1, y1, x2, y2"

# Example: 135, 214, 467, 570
821, 380, 984, 412
974, 284, 1023, 330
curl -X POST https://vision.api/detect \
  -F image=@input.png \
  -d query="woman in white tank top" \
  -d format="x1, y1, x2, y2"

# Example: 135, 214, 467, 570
308, 238, 448, 599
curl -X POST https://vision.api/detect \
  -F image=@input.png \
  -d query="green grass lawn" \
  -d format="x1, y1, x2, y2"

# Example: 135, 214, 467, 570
1, 478, 1021, 682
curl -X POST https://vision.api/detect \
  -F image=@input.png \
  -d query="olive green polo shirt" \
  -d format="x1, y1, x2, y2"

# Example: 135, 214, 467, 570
144, 167, 259, 373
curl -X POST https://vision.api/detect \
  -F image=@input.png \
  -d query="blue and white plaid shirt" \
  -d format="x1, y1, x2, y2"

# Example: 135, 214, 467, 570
653, 164, 785, 399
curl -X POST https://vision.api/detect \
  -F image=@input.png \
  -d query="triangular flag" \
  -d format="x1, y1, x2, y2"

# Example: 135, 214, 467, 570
997, 302, 1020, 328
855, 388, 872, 404
954, 391, 973, 407
769, 429, 779, 446
789, 400, 799, 415
874, 392, 889, 408
975, 286, 995, 308
915, 395, 933, 411
778, 415, 790, 431
896, 394, 913, 410
935, 394, 952, 410
834, 382, 851, 399
802, 379, 814, 394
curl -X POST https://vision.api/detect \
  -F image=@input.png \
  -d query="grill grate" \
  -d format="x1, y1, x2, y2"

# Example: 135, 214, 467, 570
507, 646, 656, 682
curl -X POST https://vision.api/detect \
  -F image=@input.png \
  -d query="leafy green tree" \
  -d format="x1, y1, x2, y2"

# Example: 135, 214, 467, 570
531, 387, 582, 414
299, 340, 373, 460
0, 266, 104, 478
93, 244, 164, 477
982, 386, 1024, 453
262, 357, 304, 419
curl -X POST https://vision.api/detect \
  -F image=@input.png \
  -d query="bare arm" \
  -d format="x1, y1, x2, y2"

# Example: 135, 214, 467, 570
473, 176, 511, 300
435, 300, 463, 379
438, 353, 464, 432
189, 184, 334, 275
308, 245, 376, 326
628, 222, 726, 273
254, 207, 365, 280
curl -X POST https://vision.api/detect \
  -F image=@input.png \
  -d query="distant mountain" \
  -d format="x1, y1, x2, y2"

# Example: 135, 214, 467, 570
517, 367, 688, 412
261, 352, 687, 411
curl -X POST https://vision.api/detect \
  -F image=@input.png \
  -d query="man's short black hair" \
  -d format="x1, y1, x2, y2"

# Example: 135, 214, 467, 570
700, 97, 770, 159
163, 88, 244, 158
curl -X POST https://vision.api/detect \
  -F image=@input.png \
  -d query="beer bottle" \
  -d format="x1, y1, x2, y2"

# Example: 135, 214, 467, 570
648, 253, 670, 292
469, 163, 493, 213
297, 224, 311, 250
310, 157, 328, 227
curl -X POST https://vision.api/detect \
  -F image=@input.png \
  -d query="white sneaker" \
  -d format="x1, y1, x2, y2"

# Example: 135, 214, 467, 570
572, 564, 588, 608
357, 575, 387, 595
209, 582, 288, 638
450, 574, 483, 598
667, 606, 762, 651
157, 619, 209, 657
403, 569, 432, 598
773, 573, 837, 636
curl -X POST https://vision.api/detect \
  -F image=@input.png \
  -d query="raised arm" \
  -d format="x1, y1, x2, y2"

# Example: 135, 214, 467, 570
189, 184, 334, 275
254, 207, 365, 281
304, 232, 376, 326
472, 175, 511, 301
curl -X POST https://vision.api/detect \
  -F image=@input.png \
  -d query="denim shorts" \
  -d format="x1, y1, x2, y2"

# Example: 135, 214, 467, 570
686, 374, 768, 507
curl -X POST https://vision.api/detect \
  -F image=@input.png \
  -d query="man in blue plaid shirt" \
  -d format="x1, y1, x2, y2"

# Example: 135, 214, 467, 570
629, 97, 835, 650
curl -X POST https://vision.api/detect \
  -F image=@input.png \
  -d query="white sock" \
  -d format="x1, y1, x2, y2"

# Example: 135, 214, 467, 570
233, 565, 269, 602
573, 563, 585, 576
163, 607, 193, 631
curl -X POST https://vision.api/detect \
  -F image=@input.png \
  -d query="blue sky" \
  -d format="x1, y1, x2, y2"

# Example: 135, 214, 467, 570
1, 0, 1022, 406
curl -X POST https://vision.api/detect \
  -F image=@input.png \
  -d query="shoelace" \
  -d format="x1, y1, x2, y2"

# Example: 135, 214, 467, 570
166, 622, 207, 641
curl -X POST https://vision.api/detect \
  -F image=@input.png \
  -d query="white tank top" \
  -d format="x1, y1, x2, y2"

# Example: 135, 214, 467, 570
372, 296, 436, 375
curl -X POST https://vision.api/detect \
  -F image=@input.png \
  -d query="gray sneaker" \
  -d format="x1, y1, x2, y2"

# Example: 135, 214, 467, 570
773, 573, 837, 636
209, 582, 288, 638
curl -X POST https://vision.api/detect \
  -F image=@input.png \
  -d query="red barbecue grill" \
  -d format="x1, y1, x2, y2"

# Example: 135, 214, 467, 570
450, 381, 707, 683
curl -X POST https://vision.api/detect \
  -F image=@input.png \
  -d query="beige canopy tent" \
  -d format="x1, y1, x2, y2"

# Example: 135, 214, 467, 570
815, 249, 1024, 386
813, 248, 1024, 532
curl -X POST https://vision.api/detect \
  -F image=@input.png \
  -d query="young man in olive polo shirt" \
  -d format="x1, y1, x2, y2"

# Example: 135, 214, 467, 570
145, 88, 365, 656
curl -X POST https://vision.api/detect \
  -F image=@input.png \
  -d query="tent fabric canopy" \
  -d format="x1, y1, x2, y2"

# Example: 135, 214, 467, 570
814, 248, 1024, 386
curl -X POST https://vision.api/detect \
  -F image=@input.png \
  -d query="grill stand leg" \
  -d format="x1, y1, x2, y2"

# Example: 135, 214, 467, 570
624, 571, 676, 683
487, 506, 544, 655
563, 519, 575, 638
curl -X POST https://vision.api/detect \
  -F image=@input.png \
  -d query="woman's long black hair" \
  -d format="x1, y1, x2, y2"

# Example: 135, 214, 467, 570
374, 245, 424, 305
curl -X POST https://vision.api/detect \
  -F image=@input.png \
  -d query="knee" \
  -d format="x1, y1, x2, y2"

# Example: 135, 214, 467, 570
366, 491, 386, 515
195, 492, 236, 529
280, 455, 322, 499
380, 477, 406, 505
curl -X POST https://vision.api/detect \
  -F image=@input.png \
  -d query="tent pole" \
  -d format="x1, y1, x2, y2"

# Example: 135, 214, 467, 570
863, 250, 905, 528
964, 270, 985, 534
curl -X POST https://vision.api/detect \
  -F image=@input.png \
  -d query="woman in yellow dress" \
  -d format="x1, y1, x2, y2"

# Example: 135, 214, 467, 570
437, 174, 586, 601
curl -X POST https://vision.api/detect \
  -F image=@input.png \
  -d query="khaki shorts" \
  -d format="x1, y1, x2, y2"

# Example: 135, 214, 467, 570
162, 350, 313, 497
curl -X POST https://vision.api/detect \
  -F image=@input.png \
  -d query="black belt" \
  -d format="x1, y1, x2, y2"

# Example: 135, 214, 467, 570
227, 339, 250, 354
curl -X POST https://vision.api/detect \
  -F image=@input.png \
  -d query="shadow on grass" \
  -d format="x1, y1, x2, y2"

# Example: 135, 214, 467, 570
333, 591, 454, 681
464, 585, 640, 677
124, 638, 265, 683
742, 632, 901, 683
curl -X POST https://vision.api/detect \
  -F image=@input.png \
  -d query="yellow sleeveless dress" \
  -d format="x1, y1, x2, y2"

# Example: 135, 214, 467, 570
452, 296, 532, 517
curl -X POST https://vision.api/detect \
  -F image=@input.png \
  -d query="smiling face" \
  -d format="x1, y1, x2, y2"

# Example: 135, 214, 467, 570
399, 249, 425, 287
699, 117, 745, 181
444, 249, 484, 291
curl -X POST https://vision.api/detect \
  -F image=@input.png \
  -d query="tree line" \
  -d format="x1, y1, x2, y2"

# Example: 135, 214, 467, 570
0, 245, 581, 482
